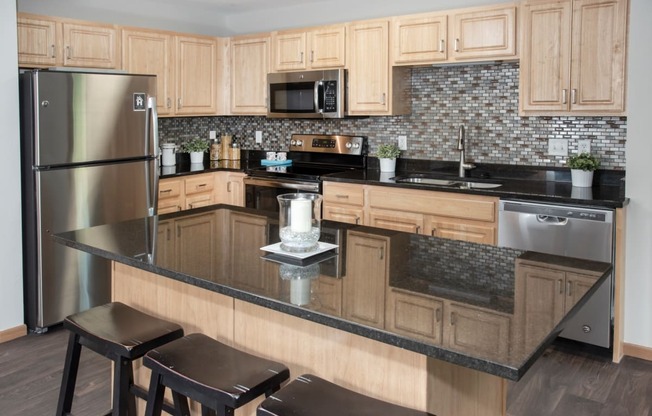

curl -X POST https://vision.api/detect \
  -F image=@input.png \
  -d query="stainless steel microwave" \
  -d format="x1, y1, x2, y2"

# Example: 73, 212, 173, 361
267, 69, 346, 118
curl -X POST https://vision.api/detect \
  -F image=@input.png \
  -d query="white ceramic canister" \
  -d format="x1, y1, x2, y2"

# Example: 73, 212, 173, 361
161, 143, 176, 166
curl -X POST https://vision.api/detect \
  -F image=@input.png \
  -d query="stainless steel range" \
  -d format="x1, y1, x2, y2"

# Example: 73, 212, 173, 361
244, 134, 366, 212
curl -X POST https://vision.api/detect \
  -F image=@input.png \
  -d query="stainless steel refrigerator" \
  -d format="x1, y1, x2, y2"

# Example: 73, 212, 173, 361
19, 69, 159, 332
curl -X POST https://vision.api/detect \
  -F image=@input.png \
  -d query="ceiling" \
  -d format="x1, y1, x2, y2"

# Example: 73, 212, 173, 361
16, 0, 499, 37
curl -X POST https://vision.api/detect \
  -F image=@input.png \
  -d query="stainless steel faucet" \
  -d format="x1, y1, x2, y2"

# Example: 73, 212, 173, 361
457, 125, 476, 178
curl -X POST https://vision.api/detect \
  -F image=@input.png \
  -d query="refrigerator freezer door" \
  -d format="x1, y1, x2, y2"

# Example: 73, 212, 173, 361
32, 71, 157, 167
26, 159, 156, 329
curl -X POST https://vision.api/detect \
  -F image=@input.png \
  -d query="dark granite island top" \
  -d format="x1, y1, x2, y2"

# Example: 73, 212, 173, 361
54, 204, 611, 384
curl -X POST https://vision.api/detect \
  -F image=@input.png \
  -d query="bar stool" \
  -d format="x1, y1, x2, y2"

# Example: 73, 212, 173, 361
143, 333, 290, 416
257, 374, 437, 416
56, 302, 184, 416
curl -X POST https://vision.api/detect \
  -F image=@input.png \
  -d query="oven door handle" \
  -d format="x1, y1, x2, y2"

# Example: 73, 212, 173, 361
244, 177, 320, 192
314, 80, 323, 113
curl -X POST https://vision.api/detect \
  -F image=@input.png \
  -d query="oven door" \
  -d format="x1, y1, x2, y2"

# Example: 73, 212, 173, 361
244, 177, 320, 212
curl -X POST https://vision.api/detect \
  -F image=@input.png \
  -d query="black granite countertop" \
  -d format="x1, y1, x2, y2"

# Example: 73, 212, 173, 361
53, 205, 611, 381
324, 160, 627, 209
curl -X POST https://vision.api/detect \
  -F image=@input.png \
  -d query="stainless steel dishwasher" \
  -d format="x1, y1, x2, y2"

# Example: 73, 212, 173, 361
498, 200, 614, 348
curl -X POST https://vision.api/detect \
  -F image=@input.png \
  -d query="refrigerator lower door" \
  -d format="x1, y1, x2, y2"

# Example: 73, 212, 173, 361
25, 158, 156, 331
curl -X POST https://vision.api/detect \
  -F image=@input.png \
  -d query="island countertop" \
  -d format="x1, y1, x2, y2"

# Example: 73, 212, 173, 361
53, 205, 611, 381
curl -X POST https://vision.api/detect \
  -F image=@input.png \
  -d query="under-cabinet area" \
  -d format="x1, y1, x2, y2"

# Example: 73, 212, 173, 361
323, 181, 499, 245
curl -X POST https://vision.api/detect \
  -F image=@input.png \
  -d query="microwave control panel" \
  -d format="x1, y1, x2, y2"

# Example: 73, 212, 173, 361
322, 80, 337, 113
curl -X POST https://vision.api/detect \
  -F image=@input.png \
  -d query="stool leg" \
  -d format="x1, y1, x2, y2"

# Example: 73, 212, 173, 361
113, 357, 137, 415
56, 332, 82, 416
200, 405, 217, 416
171, 391, 191, 416
144, 370, 165, 416
214, 405, 234, 416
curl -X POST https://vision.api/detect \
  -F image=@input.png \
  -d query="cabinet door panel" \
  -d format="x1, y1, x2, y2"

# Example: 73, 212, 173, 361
17, 17, 58, 66
231, 36, 270, 114
309, 26, 346, 69
450, 6, 517, 61
392, 15, 447, 65
229, 212, 271, 293
122, 30, 174, 115
446, 303, 510, 361
565, 272, 599, 313
347, 21, 389, 114
369, 210, 423, 234
63, 23, 117, 68
176, 36, 217, 115
570, 0, 627, 112
520, 1, 572, 112
323, 205, 363, 225
175, 213, 218, 278
387, 289, 443, 343
273, 31, 307, 71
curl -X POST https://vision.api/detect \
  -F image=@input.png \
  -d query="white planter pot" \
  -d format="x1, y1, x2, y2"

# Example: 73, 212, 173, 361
379, 158, 396, 173
570, 169, 594, 188
190, 151, 204, 164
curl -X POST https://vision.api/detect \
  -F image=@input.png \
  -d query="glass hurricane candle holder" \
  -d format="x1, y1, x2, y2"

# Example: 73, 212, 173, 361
277, 193, 322, 252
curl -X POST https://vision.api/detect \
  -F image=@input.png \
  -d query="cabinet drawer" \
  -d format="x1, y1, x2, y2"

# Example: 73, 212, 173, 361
387, 289, 443, 343
185, 174, 214, 195
185, 193, 213, 210
159, 178, 182, 198
323, 182, 364, 206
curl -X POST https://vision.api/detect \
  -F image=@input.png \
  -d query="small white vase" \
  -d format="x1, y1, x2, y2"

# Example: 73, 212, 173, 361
379, 158, 396, 173
190, 151, 204, 164
570, 169, 594, 188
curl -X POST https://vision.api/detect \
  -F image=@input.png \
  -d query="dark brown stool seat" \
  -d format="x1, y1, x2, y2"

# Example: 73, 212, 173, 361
56, 302, 184, 416
257, 374, 436, 416
143, 333, 290, 416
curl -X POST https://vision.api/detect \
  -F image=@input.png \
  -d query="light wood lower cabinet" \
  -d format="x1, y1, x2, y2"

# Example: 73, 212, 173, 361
174, 212, 219, 278
323, 182, 365, 225
183, 173, 214, 210
368, 209, 424, 234
158, 171, 245, 214
425, 216, 496, 245
157, 177, 184, 214
387, 288, 510, 361
215, 172, 245, 206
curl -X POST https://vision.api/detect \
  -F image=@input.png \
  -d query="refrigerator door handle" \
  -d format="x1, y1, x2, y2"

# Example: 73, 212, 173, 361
147, 96, 159, 216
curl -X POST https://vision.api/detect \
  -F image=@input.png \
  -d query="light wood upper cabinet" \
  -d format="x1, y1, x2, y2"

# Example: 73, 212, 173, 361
17, 14, 118, 68
520, 0, 628, 115
175, 35, 218, 115
122, 29, 174, 115
392, 14, 448, 65
62, 22, 118, 68
449, 6, 517, 61
17, 15, 59, 66
272, 25, 346, 71
230, 35, 270, 115
391, 5, 517, 66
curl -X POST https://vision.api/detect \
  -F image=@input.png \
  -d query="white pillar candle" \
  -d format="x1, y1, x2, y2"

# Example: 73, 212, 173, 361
290, 279, 311, 306
290, 199, 312, 233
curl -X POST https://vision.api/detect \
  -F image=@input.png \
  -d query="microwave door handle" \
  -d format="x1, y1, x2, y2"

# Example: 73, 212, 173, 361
314, 80, 323, 113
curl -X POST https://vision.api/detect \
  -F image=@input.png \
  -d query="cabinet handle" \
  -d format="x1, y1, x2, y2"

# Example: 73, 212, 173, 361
415, 225, 421, 234
166, 228, 171, 241
167, 98, 172, 109
160, 189, 172, 194
197, 183, 207, 188
227, 182, 232, 192
450, 311, 457, 325
51, 45, 56, 58
571, 89, 577, 104
300, 51, 304, 63
381, 93, 386, 105
355, 217, 360, 225
431, 228, 437, 237
177, 225, 181, 238
454, 38, 460, 52
558, 279, 564, 294
562, 89, 568, 104
439, 39, 445, 53
177, 98, 182, 109
435, 308, 442, 322
566, 281, 572, 296
66, 46, 71, 59
335, 194, 349, 199
311, 50, 314, 63
379, 247, 385, 260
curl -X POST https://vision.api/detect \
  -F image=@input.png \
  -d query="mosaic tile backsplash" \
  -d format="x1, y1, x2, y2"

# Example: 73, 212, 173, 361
159, 62, 627, 170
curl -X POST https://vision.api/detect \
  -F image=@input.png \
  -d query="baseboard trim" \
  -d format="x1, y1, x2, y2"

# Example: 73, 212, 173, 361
0, 324, 27, 343
623, 342, 652, 362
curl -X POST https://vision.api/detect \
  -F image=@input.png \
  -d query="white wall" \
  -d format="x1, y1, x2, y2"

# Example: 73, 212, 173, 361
0, 1, 24, 332
624, 0, 652, 348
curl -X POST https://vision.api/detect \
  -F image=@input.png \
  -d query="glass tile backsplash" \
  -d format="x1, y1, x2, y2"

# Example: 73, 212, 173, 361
159, 62, 626, 170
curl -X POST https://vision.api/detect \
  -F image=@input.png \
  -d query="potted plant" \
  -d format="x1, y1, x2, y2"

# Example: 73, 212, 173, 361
377, 143, 401, 173
181, 137, 209, 163
568, 153, 600, 187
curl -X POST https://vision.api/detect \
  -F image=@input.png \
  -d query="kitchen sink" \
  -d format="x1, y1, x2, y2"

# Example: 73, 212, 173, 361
391, 174, 503, 189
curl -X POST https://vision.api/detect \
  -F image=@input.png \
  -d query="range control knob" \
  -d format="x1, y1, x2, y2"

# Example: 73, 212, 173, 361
290, 140, 296, 146
352, 143, 360, 149
295, 140, 303, 147
345, 142, 352, 149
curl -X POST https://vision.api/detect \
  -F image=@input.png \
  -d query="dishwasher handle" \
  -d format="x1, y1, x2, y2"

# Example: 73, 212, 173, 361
536, 215, 569, 225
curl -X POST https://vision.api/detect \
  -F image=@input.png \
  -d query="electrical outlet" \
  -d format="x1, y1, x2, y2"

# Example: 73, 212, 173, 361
578, 139, 591, 154
255, 131, 263, 144
209, 130, 216, 140
397, 135, 408, 150
548, 138, 568, 156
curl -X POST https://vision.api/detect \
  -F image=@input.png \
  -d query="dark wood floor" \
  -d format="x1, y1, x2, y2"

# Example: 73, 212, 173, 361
1, 327, 651, 415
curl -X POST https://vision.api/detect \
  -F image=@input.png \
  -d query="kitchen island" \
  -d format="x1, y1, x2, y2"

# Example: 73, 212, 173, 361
54, 205, 611, 416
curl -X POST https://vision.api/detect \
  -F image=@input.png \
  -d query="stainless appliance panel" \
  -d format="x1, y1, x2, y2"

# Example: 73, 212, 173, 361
32, 71, 156, 167
34, 159, 156, 328
498, 200, 614, 348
